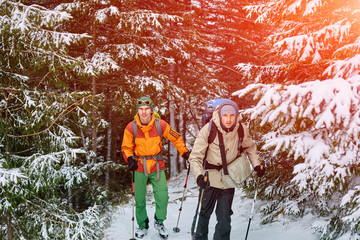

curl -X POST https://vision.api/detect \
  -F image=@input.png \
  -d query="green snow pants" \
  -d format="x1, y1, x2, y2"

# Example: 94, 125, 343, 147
134, 170, 169, 228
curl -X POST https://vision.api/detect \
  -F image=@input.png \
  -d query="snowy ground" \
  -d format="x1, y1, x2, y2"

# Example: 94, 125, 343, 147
104, 170, 320, 240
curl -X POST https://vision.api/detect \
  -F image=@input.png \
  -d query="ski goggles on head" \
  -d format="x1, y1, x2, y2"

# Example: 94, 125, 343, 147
137, 100, 152, 105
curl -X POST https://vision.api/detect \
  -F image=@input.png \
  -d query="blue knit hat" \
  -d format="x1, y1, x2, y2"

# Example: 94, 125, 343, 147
136, 97, 153, 112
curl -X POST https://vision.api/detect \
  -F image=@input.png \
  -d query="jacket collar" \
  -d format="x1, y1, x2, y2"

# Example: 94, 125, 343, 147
135, 113, 156, 132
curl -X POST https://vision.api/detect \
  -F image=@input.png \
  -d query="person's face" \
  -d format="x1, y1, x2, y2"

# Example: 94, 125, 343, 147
221, 114, 236, 129
138, 106, 152, 124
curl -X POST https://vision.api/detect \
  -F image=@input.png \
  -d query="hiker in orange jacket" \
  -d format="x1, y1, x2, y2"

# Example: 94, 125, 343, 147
121, 96, 190, 239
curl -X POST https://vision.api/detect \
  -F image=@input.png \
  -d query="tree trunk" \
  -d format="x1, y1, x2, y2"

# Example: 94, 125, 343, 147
7, 212, 13, 240
90, 20, 97, 157
105, 108, 112, 190
169, 98, 178, 177
4, 105, 13, 240
179, 107, 185, 171
91, 76, 97, 155
68, 188, 73, 209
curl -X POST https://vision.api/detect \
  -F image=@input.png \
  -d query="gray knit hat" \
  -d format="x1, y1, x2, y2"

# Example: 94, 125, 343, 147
218, 100, 239, 132
220, 105, 236, 117
218, 100, 239, 119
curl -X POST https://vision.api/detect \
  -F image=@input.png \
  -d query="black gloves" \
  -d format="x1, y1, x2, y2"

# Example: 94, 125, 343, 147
182, 151, 191, 160
196, 174, 209, 189
254, 161, 265, 177
127, 156, 138, 171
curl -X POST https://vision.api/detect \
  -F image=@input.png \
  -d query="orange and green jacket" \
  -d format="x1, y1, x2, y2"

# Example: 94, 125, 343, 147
121, 114, 188, 174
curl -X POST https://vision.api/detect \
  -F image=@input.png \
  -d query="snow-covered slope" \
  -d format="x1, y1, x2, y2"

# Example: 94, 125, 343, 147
104, 169, 319, 240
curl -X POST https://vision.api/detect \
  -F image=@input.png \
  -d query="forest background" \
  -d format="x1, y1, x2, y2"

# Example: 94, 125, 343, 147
1, 0, 360, 239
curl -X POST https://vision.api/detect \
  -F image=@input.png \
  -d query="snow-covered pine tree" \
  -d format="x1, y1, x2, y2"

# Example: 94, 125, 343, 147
0, 1, 111, 239
56, 0, 230, 177
234, 0, 360, 239
189, 0, 269, 92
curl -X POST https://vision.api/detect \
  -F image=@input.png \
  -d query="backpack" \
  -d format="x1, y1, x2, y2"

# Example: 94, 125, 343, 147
202, 99, 250, 187
132, 115, 163, 180
202, 98, 230, 127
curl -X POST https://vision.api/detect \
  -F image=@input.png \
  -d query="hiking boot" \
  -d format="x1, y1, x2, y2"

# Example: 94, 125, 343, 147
154, 217, 169, 239
135, 218, 149, 239
135, 228, 148, 239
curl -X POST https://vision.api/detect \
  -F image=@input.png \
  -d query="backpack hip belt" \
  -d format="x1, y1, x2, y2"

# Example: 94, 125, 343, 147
135, 153, 163, 181
204, 159, 223, 171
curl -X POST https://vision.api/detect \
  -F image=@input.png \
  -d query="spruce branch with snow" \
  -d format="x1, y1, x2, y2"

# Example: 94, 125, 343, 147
234, 76, 360, 238
0, 1, 111, 239
242, 0, 360, 84
235, 1, 360, 238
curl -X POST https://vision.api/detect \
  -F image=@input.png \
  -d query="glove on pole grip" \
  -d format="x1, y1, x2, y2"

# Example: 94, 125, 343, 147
204, 171, 209, 187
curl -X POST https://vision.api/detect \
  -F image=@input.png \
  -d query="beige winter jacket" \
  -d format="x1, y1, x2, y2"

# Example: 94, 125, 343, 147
189, 107, 260, 189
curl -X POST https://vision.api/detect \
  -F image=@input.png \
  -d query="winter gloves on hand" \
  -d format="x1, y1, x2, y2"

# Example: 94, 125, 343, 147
182, 151, 191, 161
254, 161, 266, 177
127, 156, 138, 171
196, 174, 209, 189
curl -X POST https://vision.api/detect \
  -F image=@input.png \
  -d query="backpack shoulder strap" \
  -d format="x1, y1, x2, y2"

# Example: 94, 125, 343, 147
217, 130, 228, 175
202, 120, 216, 169
207, 120, 217, 144
132, 120, 138, 144
154, 118, 163, 140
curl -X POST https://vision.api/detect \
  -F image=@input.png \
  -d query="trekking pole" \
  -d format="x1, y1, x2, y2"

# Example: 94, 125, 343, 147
130, 171, 136, 240
244, 176, 260, 240
173, 163, 191, 233
192, 171, 209, 240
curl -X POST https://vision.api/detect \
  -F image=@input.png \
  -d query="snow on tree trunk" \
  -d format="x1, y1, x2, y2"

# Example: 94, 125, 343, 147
106, 109, 112, 190
91, 78, 97, 155
169, 98, 178, 177
68, 188, 73, 209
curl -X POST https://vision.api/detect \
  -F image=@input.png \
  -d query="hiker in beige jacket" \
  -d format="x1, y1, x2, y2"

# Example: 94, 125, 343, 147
189, 100, 265, 240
